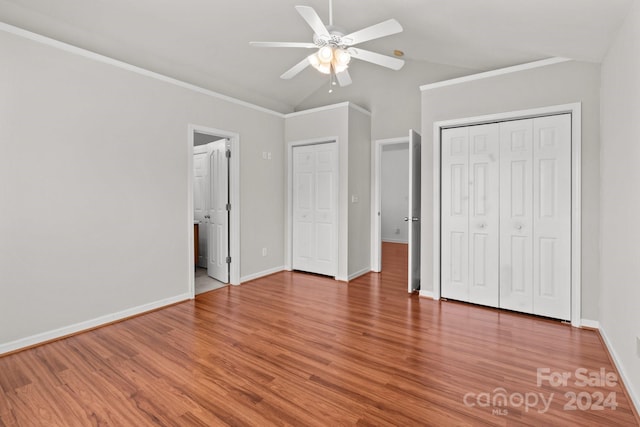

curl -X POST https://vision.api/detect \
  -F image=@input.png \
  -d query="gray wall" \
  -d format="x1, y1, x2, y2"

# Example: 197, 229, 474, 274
0, 29, 284, 348
296, 59, 474, 141
284, 104, 350, 281
347, 107, 372, 277
381, 144, 409, 243
420, 60, 601, 321
600, 0, 640, 405
284, 103, 372, 280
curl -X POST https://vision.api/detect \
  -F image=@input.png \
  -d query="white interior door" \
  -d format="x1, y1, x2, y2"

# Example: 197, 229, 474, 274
408, 130, 421, 292
532, 114, 571, 320
292, 142, 337, 277
207, 139, 229, 283
193, 144, 212, 267
441, 127, 470, 301
468, 124, 500, 307
499, 119, 534, 314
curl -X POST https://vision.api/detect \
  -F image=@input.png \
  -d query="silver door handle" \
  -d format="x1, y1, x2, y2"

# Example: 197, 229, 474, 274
412, 217, 419, 222
403, 217, 409, 222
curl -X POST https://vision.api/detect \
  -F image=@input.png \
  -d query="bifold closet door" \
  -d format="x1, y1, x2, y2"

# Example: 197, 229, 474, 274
499, 115, 571, 320
532, 115, 571, 320
292, 143, 337, 277
499, 120, 535, 313
441, 114, 571, 320
441, 124, 500, 307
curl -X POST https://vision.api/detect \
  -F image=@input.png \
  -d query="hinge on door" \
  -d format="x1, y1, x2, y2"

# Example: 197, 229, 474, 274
226, 256, 231, 264
226, 203, 231, 211
225, 149, 231, 158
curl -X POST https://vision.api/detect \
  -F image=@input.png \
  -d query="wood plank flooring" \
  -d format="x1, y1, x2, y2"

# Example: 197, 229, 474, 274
0, 242, 638, 426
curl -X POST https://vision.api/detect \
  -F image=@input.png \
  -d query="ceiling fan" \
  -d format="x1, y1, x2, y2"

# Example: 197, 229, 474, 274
250, 0, 405, 89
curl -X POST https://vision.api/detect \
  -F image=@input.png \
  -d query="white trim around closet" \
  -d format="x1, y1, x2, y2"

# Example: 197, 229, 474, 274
431, 103, 582, 327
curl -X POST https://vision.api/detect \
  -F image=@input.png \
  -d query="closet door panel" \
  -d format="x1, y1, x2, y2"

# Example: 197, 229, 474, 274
499, 119, 534, 314
468, 124, 500, 307
441, 127, 470, 301
532, 115, 571, 320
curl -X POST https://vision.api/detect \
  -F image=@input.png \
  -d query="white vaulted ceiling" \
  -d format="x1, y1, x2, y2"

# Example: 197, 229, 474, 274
0, 0, 633, 112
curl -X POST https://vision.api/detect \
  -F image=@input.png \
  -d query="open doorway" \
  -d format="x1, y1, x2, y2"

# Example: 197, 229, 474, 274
371, 131, 422, 292
373, 138, 409, 273
188, 125, 240, 297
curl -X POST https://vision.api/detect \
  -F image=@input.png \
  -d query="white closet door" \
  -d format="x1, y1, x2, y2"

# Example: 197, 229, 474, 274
499, 119, 534, 314
441, 127, 470, 301
292, 143, 337, 277
468, 124, 500, 307
532, 114, 571, 320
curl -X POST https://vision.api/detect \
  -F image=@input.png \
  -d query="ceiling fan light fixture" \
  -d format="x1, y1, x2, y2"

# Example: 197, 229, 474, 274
335, 48, 351, 66
318, 46, 334, 62
317, 62, 332, 74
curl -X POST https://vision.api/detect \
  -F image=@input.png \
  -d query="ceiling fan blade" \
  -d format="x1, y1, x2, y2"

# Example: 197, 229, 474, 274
336, 70, 352, 87
295, 6, 330, 38
280, 54, 314, 80
250, 41, 317, 48
342, 19, 403, 46
348, 48, 405, 70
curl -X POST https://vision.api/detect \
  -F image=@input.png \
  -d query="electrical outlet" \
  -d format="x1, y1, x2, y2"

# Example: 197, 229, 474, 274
262, 247, 267, 257
351, 195, 359, 203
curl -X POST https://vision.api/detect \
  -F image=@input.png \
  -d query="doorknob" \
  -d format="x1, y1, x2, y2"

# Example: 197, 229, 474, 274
411, 217, 419, 222
515, 224, 523, 230
204, 215, 210, 219
403, 217, 409, 222
478, 223, 487, 229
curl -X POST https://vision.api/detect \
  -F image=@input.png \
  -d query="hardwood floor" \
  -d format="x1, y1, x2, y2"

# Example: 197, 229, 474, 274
0, 242, 638, 426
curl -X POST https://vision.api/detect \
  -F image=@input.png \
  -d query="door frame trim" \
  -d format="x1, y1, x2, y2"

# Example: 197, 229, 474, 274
187, 125, 241, 298
371, 136, 410, 272
285, 137, 341, 279
431, 103, 582, 327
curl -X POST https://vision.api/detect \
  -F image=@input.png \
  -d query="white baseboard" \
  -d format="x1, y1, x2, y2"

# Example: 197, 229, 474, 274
240, 266, 284, 283
348, 267, 371, 281
382, 238, 408, 244
0, 293, 191, 356
598, 325, 640, 416
419, 290, 436, 299
580, 319, 600, 329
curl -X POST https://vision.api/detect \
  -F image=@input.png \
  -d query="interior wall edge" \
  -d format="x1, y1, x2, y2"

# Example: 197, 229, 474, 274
598, 325, 640, 418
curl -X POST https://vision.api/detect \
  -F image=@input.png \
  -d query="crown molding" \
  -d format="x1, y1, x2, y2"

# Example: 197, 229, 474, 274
420, 57, 572, 92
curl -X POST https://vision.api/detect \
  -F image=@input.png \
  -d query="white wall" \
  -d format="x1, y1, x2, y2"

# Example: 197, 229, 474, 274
381, 144, 409, 243
600, 0, 640, 407
0, 29, 285, 351
296, 59, 474, 141
420, 60, 602, 321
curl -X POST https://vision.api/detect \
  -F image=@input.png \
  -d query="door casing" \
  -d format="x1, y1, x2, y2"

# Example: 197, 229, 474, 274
286, 137, 341, 280
371, 136, 410, 273
187, 125, 240, 298
431, 103, 582, 327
